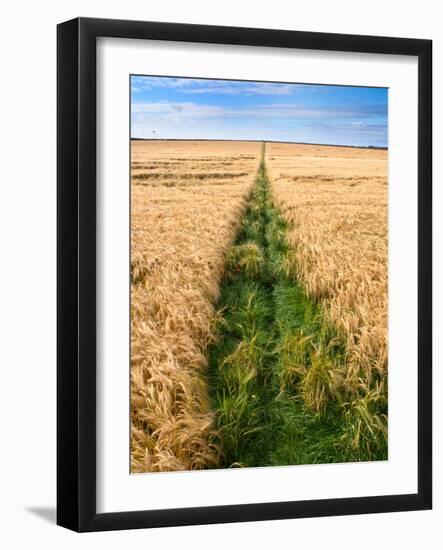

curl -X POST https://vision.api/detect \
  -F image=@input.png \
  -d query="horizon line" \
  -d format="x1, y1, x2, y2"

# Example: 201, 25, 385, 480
130, 137, 388, 150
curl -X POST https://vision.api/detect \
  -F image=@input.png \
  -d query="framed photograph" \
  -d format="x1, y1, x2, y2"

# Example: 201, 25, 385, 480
57, 17, 432, 532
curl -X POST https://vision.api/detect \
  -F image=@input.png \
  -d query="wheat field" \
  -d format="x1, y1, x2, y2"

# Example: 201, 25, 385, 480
131, 140, 261, 472
266, 143, 388, 427
131, 139, 388, 472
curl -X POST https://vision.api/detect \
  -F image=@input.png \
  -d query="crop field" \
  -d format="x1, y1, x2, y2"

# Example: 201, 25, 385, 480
130, 140, 261, 472
131, 139, 388, 473
266, 143, 388, 460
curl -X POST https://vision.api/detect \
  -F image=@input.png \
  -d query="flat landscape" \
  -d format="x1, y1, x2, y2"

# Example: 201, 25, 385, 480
131, 140, 261, 472
131, 139, 388, 472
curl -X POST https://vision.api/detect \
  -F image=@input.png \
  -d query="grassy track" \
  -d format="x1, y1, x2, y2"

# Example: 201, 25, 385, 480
208, 143, 387, 468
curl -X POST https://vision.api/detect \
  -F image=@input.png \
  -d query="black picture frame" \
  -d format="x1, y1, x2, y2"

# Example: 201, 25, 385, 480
57, 17, 432, 532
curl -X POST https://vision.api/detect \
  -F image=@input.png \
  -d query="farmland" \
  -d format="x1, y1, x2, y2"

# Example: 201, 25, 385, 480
130, 140, 261, 472
266, 143, 388, 461
131, 139, 388, 472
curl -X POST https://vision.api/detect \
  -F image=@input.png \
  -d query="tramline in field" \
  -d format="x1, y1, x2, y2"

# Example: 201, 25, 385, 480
130, 139, 388, 472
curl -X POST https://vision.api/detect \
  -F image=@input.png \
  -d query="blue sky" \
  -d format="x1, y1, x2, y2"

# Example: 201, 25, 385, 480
131, 76, 388, 147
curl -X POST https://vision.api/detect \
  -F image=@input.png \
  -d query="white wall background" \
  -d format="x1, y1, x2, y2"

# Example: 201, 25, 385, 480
0, 0, 440, 547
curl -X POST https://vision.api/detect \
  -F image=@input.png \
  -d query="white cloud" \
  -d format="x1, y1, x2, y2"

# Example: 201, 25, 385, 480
130, 95, 387, 146
131, 77, 300, 96
131, 102, 225, 117
179, 82, 296, 96
131, 101, 379, 121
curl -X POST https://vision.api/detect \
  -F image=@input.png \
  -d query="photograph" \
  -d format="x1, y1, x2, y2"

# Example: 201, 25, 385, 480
53, 10, 433, 536
130, 75, 389, 473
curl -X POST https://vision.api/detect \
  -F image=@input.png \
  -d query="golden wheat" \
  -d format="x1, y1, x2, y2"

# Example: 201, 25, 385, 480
266, 143, 388, 395
131, 140, 261, 472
